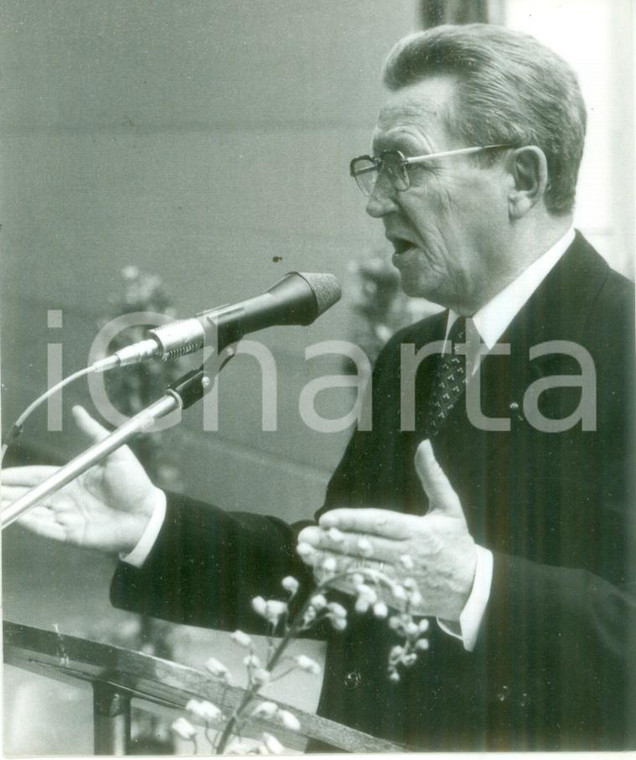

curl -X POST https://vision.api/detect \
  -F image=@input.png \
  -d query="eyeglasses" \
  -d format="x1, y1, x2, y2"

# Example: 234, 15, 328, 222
349, 144, 511, 197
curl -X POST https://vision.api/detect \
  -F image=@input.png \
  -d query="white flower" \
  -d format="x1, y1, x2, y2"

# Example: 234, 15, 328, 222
327, 526, 344, 543
409, 590, 423, 608
281, 576, 299, 595
373, 601, 388, 618
277, 709, 301, 732
416, 638, 430, 651
230, 629, 252, 648
294, 654, 321, 675
171, 717, 197, 740
389, 669, 401, 683
252, 701, 278, 719
356, 537, 373, 557
418, 618, 430, 633
259, 732, 285, 755
205, 657, 230, 679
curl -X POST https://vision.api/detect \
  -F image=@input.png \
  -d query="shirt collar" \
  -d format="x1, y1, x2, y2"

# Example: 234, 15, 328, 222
447, 226, 575, 350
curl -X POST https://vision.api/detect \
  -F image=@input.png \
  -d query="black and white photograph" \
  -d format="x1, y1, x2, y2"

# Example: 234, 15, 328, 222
1, 0, 634, 755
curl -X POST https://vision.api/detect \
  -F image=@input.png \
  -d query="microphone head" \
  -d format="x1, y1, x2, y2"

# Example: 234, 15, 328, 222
295, 272, 342, 316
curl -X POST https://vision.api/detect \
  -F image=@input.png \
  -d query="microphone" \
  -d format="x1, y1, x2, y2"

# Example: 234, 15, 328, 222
92, 271, 341, 372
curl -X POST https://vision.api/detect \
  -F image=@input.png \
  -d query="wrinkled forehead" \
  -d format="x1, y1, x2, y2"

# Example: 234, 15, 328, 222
372, 76, 458, 152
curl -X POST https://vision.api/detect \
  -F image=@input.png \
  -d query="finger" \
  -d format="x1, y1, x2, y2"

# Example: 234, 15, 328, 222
1, 466, 59, 487
300, 546, 388, 577
318, 508, 415, 540
414, 440, 463, 518
72, 406, 110, 444
299, 524, 400, 561
17, 511, 67, 542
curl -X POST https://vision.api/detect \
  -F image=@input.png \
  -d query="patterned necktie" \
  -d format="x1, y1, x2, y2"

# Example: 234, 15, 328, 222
424, 316, 468, 438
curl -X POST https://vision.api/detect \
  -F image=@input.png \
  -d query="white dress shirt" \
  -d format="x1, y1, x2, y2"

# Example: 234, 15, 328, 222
123, 227, 576, 652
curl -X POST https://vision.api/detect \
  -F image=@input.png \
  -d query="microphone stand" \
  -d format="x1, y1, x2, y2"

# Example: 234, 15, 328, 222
1, 360, 225, 530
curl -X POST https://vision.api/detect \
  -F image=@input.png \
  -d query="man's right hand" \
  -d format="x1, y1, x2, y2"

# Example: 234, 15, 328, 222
1, 406, 162, 555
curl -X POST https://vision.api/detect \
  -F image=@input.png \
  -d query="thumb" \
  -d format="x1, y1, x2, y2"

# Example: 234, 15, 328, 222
72, 405, 110, 444
415, 439, 464, 519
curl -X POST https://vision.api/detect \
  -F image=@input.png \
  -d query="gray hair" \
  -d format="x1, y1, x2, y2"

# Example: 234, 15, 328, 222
382, 24, 586, 215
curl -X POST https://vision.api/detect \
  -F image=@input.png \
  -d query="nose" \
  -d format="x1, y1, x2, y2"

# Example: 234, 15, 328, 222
365, 177, 399, 218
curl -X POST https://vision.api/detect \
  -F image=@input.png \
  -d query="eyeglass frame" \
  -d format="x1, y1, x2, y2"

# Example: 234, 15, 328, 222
349, 144, 512, 196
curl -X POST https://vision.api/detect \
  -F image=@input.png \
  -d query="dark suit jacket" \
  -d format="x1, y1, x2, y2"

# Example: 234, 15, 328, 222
111, 232, 636, 750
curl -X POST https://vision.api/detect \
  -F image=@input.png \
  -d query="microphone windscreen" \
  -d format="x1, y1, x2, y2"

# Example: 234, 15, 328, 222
296, 272, 342, 315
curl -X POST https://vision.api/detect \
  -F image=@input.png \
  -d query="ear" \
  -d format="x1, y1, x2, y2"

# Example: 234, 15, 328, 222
507, 146, 549, 219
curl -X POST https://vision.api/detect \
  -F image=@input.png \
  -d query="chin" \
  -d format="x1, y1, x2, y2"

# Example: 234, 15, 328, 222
399, 274, 442, 303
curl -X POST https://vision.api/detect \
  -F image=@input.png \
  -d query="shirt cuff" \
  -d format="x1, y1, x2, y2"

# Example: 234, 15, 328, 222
437, 545, 493, 651
119, 489, 167, 568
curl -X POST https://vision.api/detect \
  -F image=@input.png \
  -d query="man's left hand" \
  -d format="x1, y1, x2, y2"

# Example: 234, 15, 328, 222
297, 440, 477, 621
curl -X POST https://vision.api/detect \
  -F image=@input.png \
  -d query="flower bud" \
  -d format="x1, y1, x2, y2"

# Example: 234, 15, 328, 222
231, 630, 252, 648
355, 598, 370, 614
264, 600, 288, 625
251, 596, 268, 617
330, 616, 347, 631
171, 717, 197, 740
260, 732, 285, 755
251, 701, 278, 719
277, 709, 301, 732
327, 602, 347, 618
294, 654, 321, 675
310, 594, 327, 610
321, 556, 337, 574
373, 601, 388, 618
205, 657, 230, 679
186, 699, 223, 723
281, 576, 299, 595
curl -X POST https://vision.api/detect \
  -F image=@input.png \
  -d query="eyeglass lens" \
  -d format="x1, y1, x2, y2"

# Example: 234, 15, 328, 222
351, 153, 409, 196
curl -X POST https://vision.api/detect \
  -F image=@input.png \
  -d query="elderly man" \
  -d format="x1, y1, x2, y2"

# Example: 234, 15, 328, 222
4, 24, 635, 750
